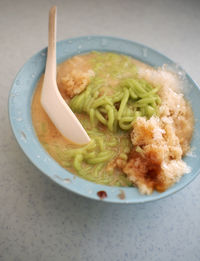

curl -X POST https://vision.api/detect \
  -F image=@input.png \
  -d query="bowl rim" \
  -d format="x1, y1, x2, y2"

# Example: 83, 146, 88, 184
8, 35, 200, 204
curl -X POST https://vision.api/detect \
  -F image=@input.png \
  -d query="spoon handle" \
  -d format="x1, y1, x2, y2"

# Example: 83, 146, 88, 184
45, 6, 56, 81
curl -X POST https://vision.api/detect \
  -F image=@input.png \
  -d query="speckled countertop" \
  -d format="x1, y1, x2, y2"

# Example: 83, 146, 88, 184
1, 0, 200, 260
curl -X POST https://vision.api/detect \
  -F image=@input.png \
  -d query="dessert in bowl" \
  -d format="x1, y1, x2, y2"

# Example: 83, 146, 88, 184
9, 36, 200, 203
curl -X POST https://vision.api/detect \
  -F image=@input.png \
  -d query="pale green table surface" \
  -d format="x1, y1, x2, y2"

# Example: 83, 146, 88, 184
1, 0, 200, 260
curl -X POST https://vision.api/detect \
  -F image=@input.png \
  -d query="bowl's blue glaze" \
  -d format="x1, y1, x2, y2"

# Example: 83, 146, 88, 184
8, 36, 200, 203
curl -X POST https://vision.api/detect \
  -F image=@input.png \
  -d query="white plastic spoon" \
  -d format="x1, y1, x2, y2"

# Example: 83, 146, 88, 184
41, 6, 91, 145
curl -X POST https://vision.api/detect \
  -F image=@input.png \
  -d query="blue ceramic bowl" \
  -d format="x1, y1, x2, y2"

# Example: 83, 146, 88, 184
9, 36, 200, 203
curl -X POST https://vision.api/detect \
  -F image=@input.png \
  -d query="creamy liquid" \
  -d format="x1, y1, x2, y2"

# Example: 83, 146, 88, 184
31, 52, 193, 188
32, 53, 144, 186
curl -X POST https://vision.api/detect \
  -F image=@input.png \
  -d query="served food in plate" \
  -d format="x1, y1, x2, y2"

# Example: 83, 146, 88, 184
32, 52, 194, 194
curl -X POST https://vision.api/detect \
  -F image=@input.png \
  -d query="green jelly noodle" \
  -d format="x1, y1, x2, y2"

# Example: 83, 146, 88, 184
56, 52, 161, 186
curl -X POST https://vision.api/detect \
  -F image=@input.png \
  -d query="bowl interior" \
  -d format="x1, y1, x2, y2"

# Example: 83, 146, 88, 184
9, 36, 200, 203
